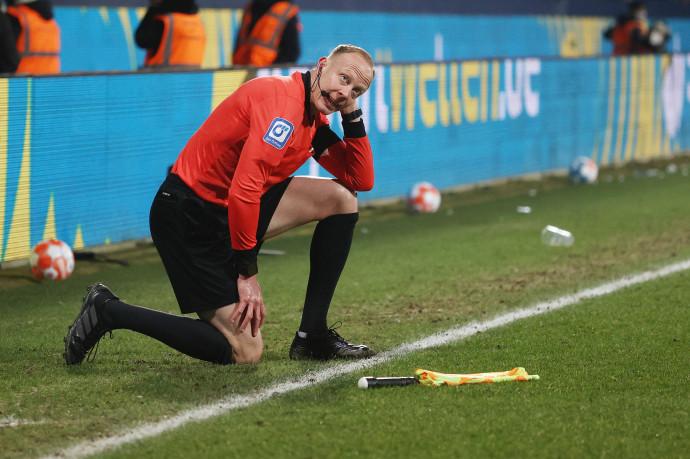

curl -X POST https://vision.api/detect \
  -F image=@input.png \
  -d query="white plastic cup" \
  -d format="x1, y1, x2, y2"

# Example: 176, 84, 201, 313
541, 225, 574, 247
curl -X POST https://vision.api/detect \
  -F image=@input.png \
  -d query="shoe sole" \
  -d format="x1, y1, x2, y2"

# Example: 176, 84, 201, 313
62, 283, 115, 365
289, 349, 377, 360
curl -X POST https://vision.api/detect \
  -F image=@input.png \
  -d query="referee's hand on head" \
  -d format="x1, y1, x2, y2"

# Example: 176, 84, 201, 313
232, 275, 266, 337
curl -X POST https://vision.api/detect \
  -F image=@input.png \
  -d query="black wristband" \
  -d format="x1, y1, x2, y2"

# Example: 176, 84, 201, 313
342, 118, 366, 138
238, 261, 258, 278
341, 109, 362, 122
235, 248, 259, 277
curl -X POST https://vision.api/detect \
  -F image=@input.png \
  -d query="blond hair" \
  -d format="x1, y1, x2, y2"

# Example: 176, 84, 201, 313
328, 44, 375, 79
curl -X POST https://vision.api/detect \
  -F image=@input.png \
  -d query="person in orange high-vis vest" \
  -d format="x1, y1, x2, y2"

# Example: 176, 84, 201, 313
135, 0, 205, 69
6, 0, 60, 74
233, 0, 301, 67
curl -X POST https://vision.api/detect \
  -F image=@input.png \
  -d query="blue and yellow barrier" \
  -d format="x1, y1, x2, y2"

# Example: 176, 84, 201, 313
2, 54, 689, 262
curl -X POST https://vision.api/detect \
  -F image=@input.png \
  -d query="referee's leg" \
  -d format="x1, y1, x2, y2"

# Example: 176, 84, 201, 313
198, 306, 263, 363
263, 176, 357, 238
198, 177, 355, 363
265, 177, 375, 359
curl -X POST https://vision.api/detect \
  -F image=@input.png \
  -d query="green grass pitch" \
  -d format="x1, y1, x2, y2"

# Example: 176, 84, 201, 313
1, 157, 689, 458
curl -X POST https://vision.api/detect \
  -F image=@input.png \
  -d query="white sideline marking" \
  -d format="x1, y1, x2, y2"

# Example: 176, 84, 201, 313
44, 259, 690, 459
0, 416, 49, 427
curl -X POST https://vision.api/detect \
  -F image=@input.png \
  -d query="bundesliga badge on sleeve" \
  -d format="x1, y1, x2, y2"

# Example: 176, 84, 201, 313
263, 118, 294, 149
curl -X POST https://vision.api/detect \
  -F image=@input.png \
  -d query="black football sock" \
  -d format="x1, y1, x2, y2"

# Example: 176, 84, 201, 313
103, 299, 234, 364
299, 212, 358, 336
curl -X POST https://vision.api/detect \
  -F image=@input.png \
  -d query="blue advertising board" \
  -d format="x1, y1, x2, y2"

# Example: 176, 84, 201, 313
1, 54, 689, 262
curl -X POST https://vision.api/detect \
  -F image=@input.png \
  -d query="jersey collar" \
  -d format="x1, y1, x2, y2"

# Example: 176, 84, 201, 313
302, 71, 319, 124
301, 71, 311, 113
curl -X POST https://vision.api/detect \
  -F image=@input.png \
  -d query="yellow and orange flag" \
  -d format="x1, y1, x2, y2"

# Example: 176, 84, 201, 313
414, 367, 539, 386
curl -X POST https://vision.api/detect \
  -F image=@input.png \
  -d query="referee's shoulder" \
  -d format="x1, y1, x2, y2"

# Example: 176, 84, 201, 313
245, 76, 304, 109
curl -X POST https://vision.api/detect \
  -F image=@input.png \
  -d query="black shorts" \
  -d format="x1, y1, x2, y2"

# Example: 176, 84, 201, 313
149, 173, 292, 314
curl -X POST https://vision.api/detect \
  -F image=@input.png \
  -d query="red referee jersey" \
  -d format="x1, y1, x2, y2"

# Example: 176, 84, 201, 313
171, 71, 374, 253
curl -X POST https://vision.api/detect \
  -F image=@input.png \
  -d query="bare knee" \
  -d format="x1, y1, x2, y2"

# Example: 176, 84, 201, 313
199, 307, 264, 364
329, 181, 358, 215
232, 332, 264, 363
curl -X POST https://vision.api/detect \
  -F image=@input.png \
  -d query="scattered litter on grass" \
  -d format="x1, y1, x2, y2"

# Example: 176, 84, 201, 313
634, 169, 664, 179
604, 174, 625, 183
541, 225, 574, 247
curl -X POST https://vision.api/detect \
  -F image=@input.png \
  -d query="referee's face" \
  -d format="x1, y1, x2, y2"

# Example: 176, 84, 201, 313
313, 52, 374, 115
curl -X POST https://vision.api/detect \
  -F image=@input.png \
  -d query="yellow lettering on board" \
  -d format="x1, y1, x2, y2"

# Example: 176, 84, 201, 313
635, 56, 653, 159
652, 57, 664, 158
390, 65, 403, 132
0, 78, 7, 258
212, 69, 249, 111
651, 56, 665, 157
624, 56, 639, 162
613, 57, 628, 164
645, 56, 658, 158
405, 65, 417, 130
480, 61, 489, 122
491, 60, 500, 121
5, 82, 31, 261
449, 63, 461, 125
419, 63, 438, 128
438, 63, 450, 127
74, 224, 85, 250
601, 57, 617, 165
42, 192, 56, 241
461, 61, 479, 123
116, 7, 139, 70
200, 9, 218, 67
